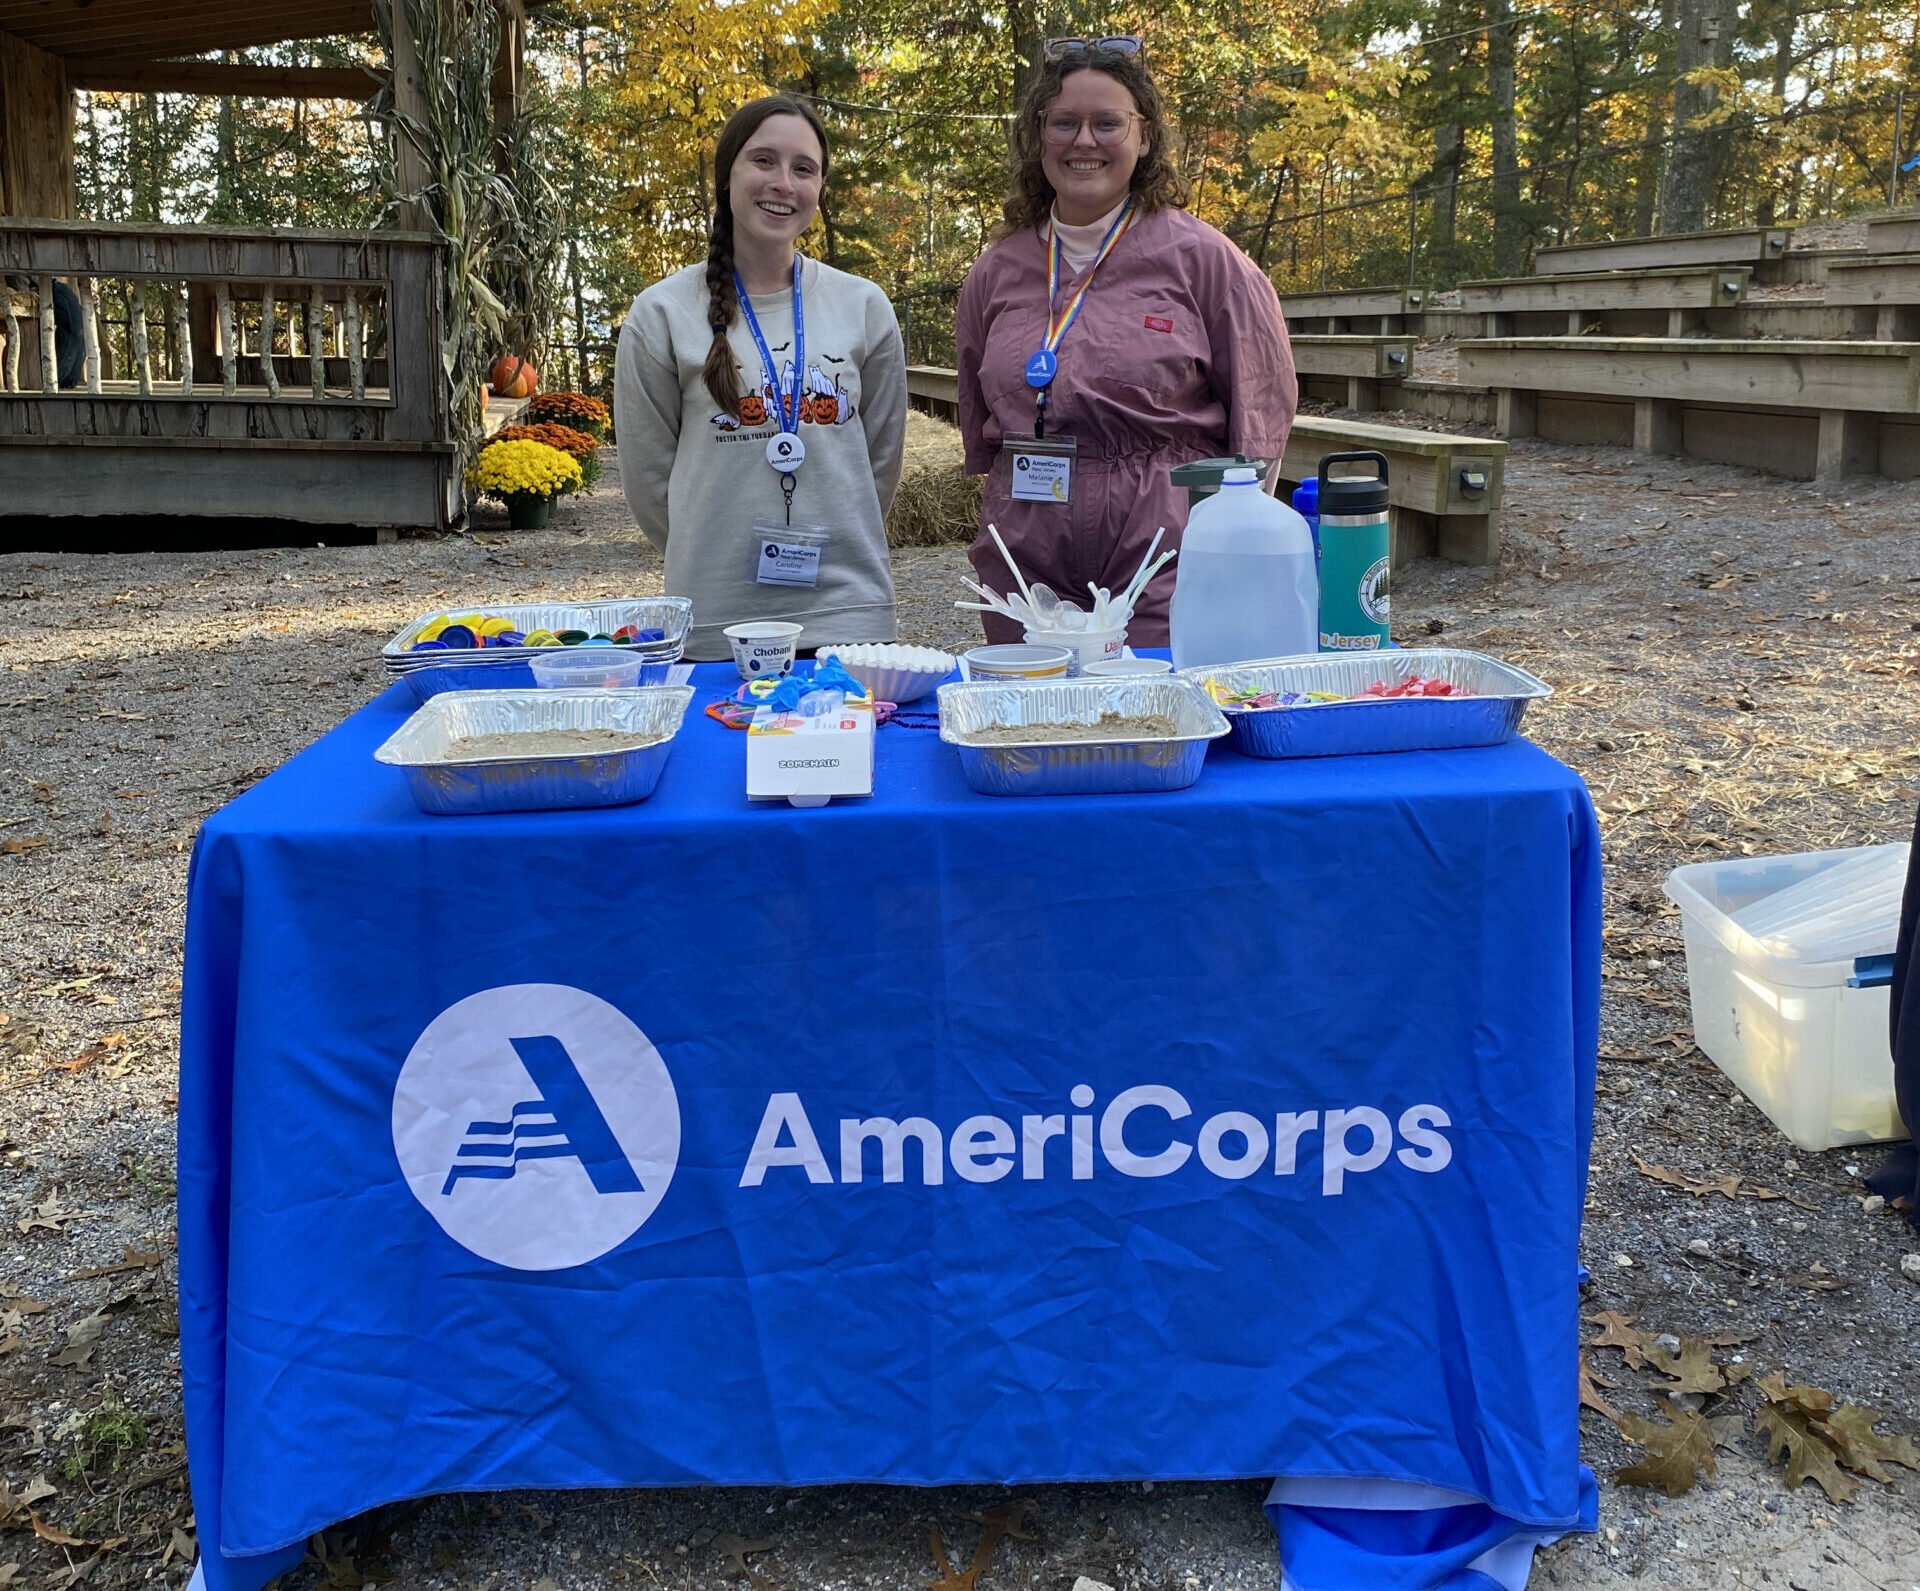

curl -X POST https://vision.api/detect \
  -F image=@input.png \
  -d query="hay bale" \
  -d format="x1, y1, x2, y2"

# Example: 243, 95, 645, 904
886, 462, 981, 548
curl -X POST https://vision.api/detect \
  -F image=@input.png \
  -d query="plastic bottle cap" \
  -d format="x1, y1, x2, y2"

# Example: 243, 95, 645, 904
1222, 466, 1258, 485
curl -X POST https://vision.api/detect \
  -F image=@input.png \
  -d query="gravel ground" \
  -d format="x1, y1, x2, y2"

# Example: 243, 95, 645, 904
3, 410, 1919, 1590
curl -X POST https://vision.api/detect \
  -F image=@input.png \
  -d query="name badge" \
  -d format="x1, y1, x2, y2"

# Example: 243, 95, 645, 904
1004, 434, 1077, 505
754, 518, 828, 587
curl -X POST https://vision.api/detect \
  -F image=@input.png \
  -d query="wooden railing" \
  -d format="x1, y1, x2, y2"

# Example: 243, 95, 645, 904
0, 220, 446, 445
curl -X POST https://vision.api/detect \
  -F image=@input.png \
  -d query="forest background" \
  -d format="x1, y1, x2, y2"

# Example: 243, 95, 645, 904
67, 0, 1920, 385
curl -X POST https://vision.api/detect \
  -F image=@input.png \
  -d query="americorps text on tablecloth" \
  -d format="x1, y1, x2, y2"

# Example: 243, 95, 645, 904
741, 1089, 1454, 1193
387, 981, 1459, 1275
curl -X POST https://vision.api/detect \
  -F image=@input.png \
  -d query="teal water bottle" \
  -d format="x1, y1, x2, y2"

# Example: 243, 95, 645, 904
1316, 451, 1392, 651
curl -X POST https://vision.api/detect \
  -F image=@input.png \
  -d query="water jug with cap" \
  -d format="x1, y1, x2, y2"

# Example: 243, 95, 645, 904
1168, 465, 1317, 672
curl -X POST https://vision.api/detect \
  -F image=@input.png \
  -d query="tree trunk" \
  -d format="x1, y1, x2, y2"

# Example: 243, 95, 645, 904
1007, 0, 1044, 112
1488, 0, 1522, 275
1754, 1, 1798, 225
1666, 0, 1732, 232
1427, 21, 1465, 251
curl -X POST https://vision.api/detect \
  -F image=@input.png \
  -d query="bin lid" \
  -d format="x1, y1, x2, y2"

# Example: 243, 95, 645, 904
1169, 455, 1269, 490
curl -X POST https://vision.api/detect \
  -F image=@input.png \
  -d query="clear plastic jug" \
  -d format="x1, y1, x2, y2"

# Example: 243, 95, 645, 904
1169, 467, 1318, 672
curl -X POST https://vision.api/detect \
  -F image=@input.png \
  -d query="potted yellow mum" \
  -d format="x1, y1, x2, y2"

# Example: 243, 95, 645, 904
468, 438, 583, 529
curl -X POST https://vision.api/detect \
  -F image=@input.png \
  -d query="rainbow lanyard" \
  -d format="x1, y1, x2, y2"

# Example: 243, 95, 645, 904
1031, 198, 1136, 437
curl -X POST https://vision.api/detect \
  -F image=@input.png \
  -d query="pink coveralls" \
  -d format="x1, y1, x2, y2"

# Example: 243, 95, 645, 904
956, 204, 1297, 645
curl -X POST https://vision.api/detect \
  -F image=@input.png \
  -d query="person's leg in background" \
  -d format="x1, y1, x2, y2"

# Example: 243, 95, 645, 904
1866, 807, 1920, 1224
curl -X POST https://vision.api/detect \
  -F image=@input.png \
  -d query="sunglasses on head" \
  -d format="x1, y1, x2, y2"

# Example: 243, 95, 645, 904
1042, 35, 1143, 61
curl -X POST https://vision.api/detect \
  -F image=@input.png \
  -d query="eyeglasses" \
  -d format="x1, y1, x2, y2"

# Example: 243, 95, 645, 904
1043, 35, 1143, 61
1039, 109, 1146, 147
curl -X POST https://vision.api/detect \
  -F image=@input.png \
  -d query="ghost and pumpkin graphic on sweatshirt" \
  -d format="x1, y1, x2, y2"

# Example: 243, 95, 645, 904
709, 350, 856, 432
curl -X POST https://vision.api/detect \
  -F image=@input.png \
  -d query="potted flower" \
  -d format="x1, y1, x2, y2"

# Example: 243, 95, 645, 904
491, 421, 602, 490
526, 390, 611, 441
468, 437, 582, 529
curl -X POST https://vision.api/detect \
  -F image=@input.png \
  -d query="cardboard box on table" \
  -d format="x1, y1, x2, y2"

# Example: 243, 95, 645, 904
746, 696, 875, 806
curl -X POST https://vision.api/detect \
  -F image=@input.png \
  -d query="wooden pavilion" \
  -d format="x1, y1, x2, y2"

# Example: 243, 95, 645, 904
0, 1, 528, 532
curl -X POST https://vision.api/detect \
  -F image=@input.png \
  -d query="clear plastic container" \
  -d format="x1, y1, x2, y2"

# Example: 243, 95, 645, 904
1663, 845, 1908, 1150
528, 648, 645, 689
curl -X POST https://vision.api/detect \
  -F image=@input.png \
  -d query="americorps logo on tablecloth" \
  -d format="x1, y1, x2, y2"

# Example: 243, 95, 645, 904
392, 983, 679, 1271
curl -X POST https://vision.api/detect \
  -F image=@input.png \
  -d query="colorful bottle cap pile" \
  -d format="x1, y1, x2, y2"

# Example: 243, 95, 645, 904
407, 612, 667, 652
1203, 673, 1473, 710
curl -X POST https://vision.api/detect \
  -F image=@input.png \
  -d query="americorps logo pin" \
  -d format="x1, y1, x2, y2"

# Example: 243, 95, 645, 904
392, 984, 679, 1270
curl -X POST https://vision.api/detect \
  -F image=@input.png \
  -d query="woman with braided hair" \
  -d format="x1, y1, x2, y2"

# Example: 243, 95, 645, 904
616, 96, 908, 661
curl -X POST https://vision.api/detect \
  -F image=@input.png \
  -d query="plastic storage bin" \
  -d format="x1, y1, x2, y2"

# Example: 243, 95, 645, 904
1663, 844, 1908, 1151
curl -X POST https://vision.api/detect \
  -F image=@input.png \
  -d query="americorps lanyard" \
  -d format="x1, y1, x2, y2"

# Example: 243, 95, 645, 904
1025, 198, 1137, 439
732, 255, 806, 523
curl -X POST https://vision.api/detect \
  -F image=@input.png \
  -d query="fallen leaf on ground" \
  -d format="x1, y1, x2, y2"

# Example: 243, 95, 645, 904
0, 837, 48, 857
713, 1535, 776, 1587
1578, 1354, 1620, 1421
29, 1514, 87, 1547
1617, 1395, 1718, 1497
1643, 1336, 1729, 1394
67, 1249, 161, 1283
1783, 1272, 1847, 1292
1756, 1390, 1857, 1505
1818, 1405, 1920, 1482
1582, 1309, 1653, 1369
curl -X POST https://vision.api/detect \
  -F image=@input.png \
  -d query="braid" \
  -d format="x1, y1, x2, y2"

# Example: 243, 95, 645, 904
701, 211, 743, 420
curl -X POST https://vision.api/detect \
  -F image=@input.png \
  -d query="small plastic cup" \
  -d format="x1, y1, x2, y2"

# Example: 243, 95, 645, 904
1022, 626, 1126, 676
725, 620, 804, 679
529, 648, 643, 689
1085, 657, 1173, 678
964, 643, 1073, 681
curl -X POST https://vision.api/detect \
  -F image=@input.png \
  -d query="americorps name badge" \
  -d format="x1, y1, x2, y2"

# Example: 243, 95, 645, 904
753, 519, 828, 588
1004, 434, 1077, 504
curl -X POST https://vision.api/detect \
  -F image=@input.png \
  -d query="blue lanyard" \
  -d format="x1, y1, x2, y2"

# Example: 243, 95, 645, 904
732, 255, 805, 437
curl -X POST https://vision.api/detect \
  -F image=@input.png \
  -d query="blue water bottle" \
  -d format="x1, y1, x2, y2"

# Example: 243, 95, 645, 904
1290, 478, 1321, 564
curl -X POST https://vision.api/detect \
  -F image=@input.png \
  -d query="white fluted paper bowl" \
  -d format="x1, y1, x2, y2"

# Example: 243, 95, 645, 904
817, 643, 956, 704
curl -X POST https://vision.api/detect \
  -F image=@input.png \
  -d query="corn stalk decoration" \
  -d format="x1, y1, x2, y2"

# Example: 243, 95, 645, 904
368, 0, 563, 494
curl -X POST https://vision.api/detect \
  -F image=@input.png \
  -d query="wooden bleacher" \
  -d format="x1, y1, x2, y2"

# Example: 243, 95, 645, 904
1456, 336, 1920, 480
1276, 287, 1426, 335
1457, 266, 1749, 337
1865, 212, 1920, 255
900, 365, 1504, 566
1532, 225, 1793, 277
1290, 335, 1414, 412
1823, 256, 1920, 340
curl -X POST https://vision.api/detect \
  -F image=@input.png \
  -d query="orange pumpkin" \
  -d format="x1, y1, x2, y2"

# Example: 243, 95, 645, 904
490, 355, 538, 400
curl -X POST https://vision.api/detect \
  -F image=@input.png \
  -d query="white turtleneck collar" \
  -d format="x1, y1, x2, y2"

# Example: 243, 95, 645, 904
1047, 199, 1130, 272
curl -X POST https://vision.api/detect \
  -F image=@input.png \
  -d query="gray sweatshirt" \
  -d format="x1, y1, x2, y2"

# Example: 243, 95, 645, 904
615, 257, 908, 661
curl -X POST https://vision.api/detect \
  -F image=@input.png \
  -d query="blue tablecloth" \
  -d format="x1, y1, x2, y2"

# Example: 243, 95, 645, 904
181, 663, 1600, 1591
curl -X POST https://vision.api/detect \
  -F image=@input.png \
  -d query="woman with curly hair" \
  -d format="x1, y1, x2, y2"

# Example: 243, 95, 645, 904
956, 40, 1296, 644
616, 96, 908, 661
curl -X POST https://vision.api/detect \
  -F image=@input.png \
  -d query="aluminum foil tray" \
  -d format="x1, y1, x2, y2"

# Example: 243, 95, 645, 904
374, 686, 695, 815
937, 678, 1228, 796
1181, 649, 1550, 760
399, 652, 681, 706
381, 598, 692, 673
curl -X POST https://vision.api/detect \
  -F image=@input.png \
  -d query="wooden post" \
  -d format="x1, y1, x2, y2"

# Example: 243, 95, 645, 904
1494, 386, 1536, 439
37, 275, 57, 390
1633, 398, 1684, 455
216, 281, 238, 396
130, 281, 153, 395
2, 293, 16, 391
389, 0, 435, 230
261, 291, 281, 397
174, 287, 194, 393
308, 286, 327, 398
1566, 310, 1584, 336
1814, 410, 1875, 480
80, 277, 101, 392
345, 290, 365, 399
